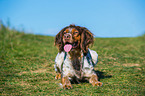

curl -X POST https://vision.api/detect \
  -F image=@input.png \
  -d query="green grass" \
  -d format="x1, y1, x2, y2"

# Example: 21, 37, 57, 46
0, 23, 145, 95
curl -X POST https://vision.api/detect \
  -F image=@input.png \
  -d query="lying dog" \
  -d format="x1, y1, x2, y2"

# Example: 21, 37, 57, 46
54, 24, 102, 89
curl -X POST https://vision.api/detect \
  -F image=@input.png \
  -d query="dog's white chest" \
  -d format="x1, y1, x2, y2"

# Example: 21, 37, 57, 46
54, 49, 98, 79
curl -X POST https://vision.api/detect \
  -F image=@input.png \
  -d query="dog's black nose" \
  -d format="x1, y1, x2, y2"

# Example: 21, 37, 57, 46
64, 34, 71, 39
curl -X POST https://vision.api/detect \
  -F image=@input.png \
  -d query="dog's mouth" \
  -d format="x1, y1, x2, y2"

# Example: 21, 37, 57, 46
64, 42, 79, 52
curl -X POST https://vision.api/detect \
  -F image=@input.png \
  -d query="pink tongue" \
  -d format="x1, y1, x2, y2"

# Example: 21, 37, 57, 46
64, 44, 72, 52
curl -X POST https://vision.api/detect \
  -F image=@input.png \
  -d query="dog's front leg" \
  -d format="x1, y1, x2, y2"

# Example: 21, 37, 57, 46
61, 77, 72, 89
55, 73, 61, 79
89, 74, 103, 87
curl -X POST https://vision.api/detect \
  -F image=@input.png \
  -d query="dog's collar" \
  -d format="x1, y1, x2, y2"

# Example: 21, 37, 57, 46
85, 50, 96, 67
61, 52, 67, 74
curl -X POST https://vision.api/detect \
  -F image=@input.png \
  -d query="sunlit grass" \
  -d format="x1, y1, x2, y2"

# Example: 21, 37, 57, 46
0, 23, 145, 95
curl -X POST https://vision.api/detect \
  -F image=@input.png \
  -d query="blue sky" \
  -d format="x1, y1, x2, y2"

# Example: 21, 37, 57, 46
0, 0, 145, 37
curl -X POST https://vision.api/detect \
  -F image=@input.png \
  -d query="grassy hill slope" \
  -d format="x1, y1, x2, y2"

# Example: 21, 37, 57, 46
0, 24, 145, 95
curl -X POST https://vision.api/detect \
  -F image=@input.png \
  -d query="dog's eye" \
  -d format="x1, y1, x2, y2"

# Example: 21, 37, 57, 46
74, 31, 78, 34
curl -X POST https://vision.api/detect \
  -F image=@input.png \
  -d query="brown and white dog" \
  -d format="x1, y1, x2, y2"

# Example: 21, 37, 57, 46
54, 24, 102, 89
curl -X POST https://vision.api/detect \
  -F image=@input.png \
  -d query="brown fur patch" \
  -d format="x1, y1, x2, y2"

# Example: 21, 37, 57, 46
54, 24, 94, 53
61, 77, 72, 89
89, 74, 103, 87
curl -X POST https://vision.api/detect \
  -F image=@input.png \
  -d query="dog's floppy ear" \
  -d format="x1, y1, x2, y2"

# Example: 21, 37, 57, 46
79, 27, 94, 54
54, 27, 67, 52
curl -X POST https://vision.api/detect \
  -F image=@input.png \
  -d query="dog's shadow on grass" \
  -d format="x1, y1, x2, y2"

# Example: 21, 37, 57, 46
71, 71, 112, 84
95, 70, 112, 81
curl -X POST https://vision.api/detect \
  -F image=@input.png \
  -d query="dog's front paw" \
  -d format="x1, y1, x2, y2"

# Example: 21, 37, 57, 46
61, 77, 72, 89
55, 73, 61, 79
91, 81, 103, 87
89, 74, 103, 87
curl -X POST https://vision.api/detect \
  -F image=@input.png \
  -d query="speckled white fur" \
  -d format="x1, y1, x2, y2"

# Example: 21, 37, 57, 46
54, 49, 98, 79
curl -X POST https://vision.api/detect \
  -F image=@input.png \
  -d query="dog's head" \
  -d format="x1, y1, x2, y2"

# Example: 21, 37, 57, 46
54, 24, 94, 54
